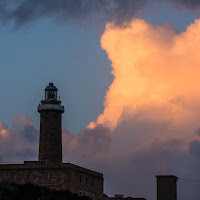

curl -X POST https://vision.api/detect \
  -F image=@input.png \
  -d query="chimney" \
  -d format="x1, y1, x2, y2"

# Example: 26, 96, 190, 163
156, 175, 178, 200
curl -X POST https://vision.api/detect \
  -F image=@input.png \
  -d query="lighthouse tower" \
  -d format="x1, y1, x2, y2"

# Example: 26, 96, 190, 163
38, 83, 64, 163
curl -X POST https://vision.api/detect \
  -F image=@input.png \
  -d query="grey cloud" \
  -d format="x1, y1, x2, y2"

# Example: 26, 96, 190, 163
62, 125, 112, 163
0, 121, 8, 130
11, 114, 39, 144
0, 117, 38, 163
0, 0, 146, 27
0, 0, 200, 28
18, 125, 39, 144
189, 140, 200, 159
16, 147, 37, 160
167, 0, 200, 10
196, 128, 200, 136
76, 125, 112, 153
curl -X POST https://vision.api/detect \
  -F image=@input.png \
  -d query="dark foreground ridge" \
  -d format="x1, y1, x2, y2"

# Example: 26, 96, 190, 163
0, 182, 91, 200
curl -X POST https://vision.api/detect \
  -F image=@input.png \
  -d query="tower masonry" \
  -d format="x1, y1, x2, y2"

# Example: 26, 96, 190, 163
38, 83, 64, 163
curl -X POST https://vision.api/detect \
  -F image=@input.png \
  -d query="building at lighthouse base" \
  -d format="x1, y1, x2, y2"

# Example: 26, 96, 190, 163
0, 162, 103, 200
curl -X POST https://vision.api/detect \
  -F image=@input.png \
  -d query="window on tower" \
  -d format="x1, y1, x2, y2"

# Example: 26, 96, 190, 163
80, 175, 82, 183
12, 172, 17, 181
45, 90, 57, 100
45, 172, 50, 180
28, 172, 34, 181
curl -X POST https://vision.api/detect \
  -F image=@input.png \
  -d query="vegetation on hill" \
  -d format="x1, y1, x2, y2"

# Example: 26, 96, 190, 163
0, 182, 91, 200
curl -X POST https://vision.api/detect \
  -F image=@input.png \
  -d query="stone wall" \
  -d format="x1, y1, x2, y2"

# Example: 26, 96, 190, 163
0, 162, 103, 200
104, 197, 146, 200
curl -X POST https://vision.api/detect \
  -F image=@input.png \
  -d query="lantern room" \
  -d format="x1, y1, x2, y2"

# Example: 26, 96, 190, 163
45, 83, 58, 100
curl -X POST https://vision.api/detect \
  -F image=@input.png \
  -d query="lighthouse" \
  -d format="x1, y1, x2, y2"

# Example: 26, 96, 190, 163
38, 83, 64, 163
0, 82, 103, 200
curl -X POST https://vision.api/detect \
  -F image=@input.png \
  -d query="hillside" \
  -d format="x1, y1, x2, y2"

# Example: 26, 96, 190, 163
0, 182, 91, 200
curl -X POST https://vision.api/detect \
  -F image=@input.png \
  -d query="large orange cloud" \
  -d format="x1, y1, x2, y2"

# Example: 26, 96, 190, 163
80, 19, 200, 199
88, 19, 200, 144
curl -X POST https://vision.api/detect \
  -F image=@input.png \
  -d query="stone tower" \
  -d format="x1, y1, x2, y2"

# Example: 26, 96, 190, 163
38, 83, 64, 163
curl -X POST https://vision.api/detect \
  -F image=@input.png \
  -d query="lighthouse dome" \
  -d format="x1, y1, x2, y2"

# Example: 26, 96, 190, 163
45, 83, 58, 100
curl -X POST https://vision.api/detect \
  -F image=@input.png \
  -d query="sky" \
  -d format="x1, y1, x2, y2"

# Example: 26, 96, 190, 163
1, 0, 200, 199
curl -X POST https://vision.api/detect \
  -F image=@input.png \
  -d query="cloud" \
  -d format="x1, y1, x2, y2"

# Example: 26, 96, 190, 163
12, 113, 34, 129
83, 18, 200, 199
167, 0, 200, 11
1, 0, 200, 28
62, 125, 112, 164
2, 0, 200, 28
0, 114, 38, 163
88, 19, 200, 130
12, 114, 38, 143
0, 0, 146, 27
